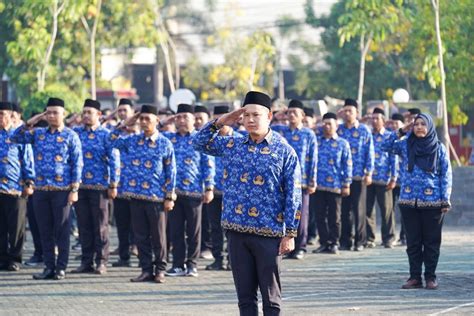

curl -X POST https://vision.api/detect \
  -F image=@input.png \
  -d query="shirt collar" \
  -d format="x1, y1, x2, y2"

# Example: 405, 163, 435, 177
85, 124, 100, 132
243, 129, 273, 145
345, 120, 360, 129
324, 133, 338, 140
48, 125, 65, 133
373, 127, 385, 135
144, 130, 159, 143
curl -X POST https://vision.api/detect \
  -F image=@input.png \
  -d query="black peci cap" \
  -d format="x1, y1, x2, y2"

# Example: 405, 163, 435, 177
118, 98, 133, 106
243, 91, 272, 110
83, 99, 101, 111
194, 105, 210, 115
322, 112, 338, 120
288, 99, 304, 110
0, 101, 13, 111
303, 107, 314, 117
343, 98, 358, 108
177, 104, 194, 114
140, 104, 158, 115
372, 108, 385, 116
46, 97, 65, 108
213, 105, 230, 115
391, 113, 404, 123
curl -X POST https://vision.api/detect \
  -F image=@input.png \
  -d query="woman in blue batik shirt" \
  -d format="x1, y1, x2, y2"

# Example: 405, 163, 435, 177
382, 113, 452, 291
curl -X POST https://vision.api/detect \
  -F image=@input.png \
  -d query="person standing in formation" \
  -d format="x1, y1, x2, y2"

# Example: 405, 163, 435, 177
312, 112, 352, 255
112, 105, 177, 283
70, 99, 120, 275
12, 97, 83, 280
193, 91, 302, 316
0, 102, 35, 272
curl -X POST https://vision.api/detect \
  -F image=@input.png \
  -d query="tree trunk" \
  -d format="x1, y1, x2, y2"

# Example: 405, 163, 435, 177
168, 36, 180, 89
38, 0, 65, 92
90, 0, 102, 99
357, 32, 372, 113
431, 0, 461, 165
278, 49, 285, 100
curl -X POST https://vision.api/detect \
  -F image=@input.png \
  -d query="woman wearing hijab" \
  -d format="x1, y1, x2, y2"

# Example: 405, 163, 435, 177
382, 113, 452, 290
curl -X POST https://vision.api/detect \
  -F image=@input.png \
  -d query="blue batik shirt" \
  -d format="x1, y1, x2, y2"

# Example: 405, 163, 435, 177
111, 130, 176, 202
163, 131, 215, 199
337, 121, 374, 180
271, 124, 318, 189
316, 134, 352, 194
0, 126, 35, 195
382, 131, 452, 208
193, 121, 302, 238
111, 128, 136, 198
12, 125, 83, 191
214, 129, 243, 196
74, 125, 120, 190
372, 128, 398, 185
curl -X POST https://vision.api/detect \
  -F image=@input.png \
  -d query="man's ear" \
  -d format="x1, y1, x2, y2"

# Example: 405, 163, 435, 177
268, 110, 273, 121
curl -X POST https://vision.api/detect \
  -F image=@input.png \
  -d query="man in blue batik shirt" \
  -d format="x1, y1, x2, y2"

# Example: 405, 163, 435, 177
70, 99, 120, 275
312, 112, 352, 255
162, 104, 215, 278
112, 104, 176, 284
193, 91, 302, 316
0, 102, 35, 272
365, 108, 398, 249
12, 97, 83, 281
337, 98, 374, 251
272, 99, 317, 260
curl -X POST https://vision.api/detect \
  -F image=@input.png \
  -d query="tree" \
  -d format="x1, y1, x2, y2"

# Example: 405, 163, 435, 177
182, 28, 275, 101
80, 0, 103, 99
337, 0, 404, 110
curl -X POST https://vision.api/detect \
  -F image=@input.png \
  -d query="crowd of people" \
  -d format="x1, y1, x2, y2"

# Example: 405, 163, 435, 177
0, 91, 452, 315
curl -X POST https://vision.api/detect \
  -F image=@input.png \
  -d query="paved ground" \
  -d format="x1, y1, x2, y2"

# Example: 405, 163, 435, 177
0, 226, 473, 315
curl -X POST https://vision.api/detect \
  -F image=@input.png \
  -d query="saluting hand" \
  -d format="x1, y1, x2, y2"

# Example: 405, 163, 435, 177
215, 108, 246, 128
401, 121, 414, 134
26, 112, 47, 128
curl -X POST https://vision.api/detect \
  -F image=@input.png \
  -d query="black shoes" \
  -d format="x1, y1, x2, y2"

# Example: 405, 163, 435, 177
206, 260, 226, 271
112, 259, 132, 267
294, 250, 305, 260
70, 264, 95, 274
24, 255, 44, 267
312, 245, 329, 254
33, 268, 56, 280
130, 271, 154, 282
329, 245, 339, 255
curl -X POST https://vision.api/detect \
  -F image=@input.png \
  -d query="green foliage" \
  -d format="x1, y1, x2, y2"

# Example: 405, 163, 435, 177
182, 29, 275, 101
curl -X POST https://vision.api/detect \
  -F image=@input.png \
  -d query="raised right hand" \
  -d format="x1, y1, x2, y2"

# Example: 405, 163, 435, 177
215, 108, 246, 128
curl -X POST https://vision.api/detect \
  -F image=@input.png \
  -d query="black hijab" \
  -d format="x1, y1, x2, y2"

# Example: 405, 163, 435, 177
407, 113, 440, 173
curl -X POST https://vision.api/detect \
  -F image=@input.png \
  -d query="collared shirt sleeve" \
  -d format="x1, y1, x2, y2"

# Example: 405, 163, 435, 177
69, 132, 83, 185
306, 131, 318, 188
364, 130, 375, 175
20, 144, 35, 182
192, 120, 227, 157
381, 130, 405, 156
282, 150, 302, 237
200, 153, 215, 190
389, 151, 398, 181
11, 126, 35, 144
341, 141, 353, 187
105, 131, 120, 186
163, 139, 177, 199
439, 144, 452, 207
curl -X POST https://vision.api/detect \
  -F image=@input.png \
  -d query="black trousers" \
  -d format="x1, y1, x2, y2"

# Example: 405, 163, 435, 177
393, 187, 405, 241
293, 192, 309, 252
207, 195, 224, 261
307, 192, 318, 241
0, 193, 26, 264
27, 195, 42, 258
113, 198, 133, 261
75, 189, 110, 266
400, 206, 444, 281
366, 184, 395, 244
340, 180, 367, 248
130, 199, 167, 273
228, 231, 282, 316
33, 190, 71, 270
315, 190, 342, 246
169, 195, 202, 269
201, 203, 212, 251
